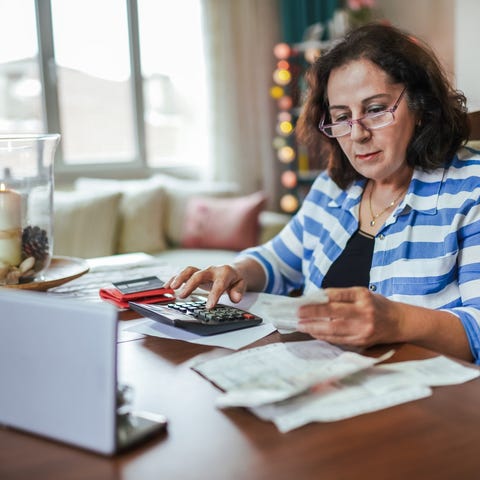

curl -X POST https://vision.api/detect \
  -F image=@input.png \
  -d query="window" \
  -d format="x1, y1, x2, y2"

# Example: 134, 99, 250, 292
51, 0, 136, 165
0, 0, 208, 177
137, 0, 208, 168
0, 0, 43, 133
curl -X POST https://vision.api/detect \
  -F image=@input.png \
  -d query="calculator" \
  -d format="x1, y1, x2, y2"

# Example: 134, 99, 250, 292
129, 300, 263, 336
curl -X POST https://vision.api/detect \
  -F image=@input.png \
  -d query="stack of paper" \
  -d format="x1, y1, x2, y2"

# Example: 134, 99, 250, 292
192, 340, 480, 432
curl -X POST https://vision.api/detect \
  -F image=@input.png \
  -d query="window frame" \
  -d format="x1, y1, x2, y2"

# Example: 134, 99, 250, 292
34, 0, 173, 182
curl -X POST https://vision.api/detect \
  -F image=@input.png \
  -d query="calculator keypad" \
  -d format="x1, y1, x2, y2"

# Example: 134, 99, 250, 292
166, 301, 260, 325
129, 299, 262, 335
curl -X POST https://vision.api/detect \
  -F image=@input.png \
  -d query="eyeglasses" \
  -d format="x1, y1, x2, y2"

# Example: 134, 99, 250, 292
319, 88, 407, 138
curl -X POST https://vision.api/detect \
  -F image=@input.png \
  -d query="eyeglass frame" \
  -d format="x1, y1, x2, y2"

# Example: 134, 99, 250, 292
318, 87, 407, 138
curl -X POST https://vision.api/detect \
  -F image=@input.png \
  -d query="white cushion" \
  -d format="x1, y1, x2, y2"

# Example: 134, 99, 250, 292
74, 178, 168, 254
53, 190, 122, 258
76, 175, 239, 248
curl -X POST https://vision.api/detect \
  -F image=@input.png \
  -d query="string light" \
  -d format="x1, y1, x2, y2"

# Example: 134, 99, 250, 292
278, 146, 295, 163
273, 42, 291, 60
272, 137, 287, 149
277, 96, 293, 110
277, 111, 292, 122
281, 171, 297, 189
277, 121, 293, 136
273, 68, 291, 86
271, 42, 307, 214
269, 86, 284, 99
280, 194, 299, 213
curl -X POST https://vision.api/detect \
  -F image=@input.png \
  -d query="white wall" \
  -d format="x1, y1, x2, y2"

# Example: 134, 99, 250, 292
455, 0, 480, 109
378, 0, 480, 110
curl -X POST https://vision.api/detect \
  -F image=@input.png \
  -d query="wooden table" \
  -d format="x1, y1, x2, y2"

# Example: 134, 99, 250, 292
1, 323, 479, 480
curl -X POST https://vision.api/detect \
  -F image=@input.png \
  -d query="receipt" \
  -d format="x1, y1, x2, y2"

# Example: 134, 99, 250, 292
262, 291, 329, 332
251, 355, 480, 432
377, 355, 480, 386
252, 370, 432, 432
193, 340, 393, 408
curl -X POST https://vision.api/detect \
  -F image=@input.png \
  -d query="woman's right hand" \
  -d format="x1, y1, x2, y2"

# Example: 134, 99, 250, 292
165, 264, 247, 309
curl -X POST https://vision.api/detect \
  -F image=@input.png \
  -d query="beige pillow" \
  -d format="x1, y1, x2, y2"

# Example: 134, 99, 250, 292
74, 178, 167, 254
53, 190, 122, 258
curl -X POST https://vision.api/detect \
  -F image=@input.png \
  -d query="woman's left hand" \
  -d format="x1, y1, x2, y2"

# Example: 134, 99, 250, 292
296, 287, 401, 348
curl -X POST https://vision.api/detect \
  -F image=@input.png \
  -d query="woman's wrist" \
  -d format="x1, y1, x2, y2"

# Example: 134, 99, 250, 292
232, 259, 266, 292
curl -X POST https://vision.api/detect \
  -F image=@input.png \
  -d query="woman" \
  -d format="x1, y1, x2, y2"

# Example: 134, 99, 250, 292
166, 24, 480, 364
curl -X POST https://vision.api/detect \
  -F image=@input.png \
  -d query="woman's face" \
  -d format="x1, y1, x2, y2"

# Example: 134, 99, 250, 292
326, 58, 417, 185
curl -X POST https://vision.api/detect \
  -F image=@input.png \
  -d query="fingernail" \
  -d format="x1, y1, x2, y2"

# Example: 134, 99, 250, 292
177, 288, 186, 298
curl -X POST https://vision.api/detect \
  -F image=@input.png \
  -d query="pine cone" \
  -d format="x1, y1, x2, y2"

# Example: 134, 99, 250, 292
22, 226, 50, 270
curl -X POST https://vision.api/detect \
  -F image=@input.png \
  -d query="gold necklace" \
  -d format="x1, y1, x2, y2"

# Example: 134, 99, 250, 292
368, 185, 406, 227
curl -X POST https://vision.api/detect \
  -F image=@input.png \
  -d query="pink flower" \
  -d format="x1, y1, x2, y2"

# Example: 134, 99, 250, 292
348, 0, 362, 9
348, 0, 375, 10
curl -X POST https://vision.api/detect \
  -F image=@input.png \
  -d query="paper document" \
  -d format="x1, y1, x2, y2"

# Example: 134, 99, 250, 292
260, 291, 329, 332
193, 340, 393, 407
193, 339, 480, 432
377, 355, 480, 386
125, 319, 276, 350
217, 291, 328, 333
252, 355, 480, 432
252, 368, 432, 432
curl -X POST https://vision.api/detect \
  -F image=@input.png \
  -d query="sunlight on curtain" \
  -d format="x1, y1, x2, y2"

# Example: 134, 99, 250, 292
201, 0, 280, 196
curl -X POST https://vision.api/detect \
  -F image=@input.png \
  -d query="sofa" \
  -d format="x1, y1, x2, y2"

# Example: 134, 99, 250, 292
53, 173, 290, 270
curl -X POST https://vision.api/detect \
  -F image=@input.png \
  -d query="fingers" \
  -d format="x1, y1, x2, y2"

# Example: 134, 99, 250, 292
165, 266, 200, 290
325, 287, 371, 304
206, 278, 246, 309
296, 287, 377, 347
297, 287, 372, 320
164, 264, 245, 309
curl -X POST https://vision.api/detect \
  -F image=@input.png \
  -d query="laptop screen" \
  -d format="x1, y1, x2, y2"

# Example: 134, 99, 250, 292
0, 290, 118, 454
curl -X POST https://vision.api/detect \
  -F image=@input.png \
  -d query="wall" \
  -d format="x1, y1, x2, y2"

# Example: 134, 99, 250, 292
455, 0, 480, 109
378, 0, 480, 110
377, 0, 454, 77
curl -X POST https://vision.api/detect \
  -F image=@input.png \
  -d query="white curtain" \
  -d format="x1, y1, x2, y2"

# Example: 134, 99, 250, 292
200, 0, 280, 202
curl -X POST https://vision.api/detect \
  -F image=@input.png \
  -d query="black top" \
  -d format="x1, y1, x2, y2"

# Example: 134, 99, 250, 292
321, 229, 375, 289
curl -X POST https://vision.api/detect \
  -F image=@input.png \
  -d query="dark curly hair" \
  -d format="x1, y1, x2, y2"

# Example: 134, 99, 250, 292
296, 23, 470, 189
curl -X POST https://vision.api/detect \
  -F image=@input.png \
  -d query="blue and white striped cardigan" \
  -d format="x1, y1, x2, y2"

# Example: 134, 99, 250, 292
238, 147, 480, 363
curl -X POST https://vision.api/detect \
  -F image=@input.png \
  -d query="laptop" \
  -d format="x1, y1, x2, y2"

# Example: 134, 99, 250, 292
0, 289, 167, 455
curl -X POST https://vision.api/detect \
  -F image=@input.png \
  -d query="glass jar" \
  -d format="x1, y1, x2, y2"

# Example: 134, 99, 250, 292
0, 134, 60, 285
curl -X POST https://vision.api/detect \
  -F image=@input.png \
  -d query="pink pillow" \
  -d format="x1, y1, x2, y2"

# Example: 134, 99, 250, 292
181, 192, 267, 250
